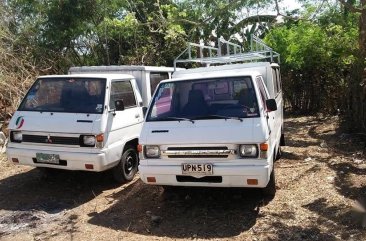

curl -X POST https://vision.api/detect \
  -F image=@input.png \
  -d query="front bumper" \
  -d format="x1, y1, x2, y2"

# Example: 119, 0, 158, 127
139, 162, 271, 188
7, 146, 116, 172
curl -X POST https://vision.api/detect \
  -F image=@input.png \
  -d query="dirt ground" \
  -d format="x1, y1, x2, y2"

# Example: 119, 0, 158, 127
0, 116, 365, 241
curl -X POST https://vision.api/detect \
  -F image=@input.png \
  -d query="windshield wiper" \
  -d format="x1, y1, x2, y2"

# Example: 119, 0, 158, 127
159, 116, 195, 123
193, 115, 243, 122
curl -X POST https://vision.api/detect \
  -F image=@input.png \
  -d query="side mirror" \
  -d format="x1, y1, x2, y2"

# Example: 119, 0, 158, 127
115, 100, 125, 111
266, 99, 277, 112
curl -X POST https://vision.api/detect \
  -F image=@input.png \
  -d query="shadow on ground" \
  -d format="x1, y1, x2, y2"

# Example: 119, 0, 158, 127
303, 116, 366, 233
89, 180, 269, 239
276, 116, 366, 239
0, 168, 118, 214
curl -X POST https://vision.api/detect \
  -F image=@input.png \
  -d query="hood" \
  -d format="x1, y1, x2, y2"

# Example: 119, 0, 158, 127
9, 111, 101, 134
140, 118, 268, 145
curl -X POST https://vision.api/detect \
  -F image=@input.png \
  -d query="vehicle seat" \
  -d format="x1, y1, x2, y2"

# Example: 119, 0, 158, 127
238, 89, 255, 108
60, 82, 89, 111
181, 89, 209, 116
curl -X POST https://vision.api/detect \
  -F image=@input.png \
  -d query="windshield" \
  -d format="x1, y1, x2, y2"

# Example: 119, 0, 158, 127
146, 76, 259, 121
19, 77, 106, 114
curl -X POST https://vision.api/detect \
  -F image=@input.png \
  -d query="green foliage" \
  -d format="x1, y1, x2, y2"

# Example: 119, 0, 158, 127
4, 0, 277, 69
265, 11, 358, 114
1, 0, 366, 131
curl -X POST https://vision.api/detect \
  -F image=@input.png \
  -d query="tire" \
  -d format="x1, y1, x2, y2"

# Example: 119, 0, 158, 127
275, 145, 282, 160
112, 145, 138, 184
263, 169, 276, 197
280, 133, 285, 146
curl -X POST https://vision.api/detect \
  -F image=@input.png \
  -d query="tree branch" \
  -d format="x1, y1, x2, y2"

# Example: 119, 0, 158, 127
338, 0, 362, 13
274, 0, 280, 15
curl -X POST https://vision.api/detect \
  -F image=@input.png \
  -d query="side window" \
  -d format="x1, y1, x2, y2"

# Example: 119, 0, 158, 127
152, 83, 174, 117
150, 72, 169, 95
256, 76, 269, 109
272, 68, 278, 95
109, 80, 137, 110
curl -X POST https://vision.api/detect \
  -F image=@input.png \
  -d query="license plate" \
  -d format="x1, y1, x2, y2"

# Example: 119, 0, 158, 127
181, 163, 213, 175
36, 153, 60, 164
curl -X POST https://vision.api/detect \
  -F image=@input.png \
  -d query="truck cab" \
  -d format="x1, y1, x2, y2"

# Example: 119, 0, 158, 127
138, 36, 283, 195
138, 66, 283, 195
7, 65, 177, 183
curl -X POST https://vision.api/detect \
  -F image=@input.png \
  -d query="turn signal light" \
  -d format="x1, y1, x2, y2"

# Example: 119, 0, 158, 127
137, 144, 143, 153
247, 179, 258, 185
85, 164, 94, 170
96, 134, 104, 142
147, 177, 156, 183
260, 143, 268, 151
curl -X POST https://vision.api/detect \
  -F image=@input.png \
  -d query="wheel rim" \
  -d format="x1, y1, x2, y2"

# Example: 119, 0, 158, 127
124, 151, 137, 176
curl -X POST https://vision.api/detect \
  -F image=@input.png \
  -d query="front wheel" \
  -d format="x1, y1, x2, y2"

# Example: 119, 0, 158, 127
112, 146, 138, 184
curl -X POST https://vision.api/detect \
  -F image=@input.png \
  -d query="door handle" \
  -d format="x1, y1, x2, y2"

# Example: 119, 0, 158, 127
135, 114, 140, 118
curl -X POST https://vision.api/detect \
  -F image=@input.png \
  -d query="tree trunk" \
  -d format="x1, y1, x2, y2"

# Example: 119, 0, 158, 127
358, 0, 366, 131
360, 0, 366, 58
347, 0, 366, 131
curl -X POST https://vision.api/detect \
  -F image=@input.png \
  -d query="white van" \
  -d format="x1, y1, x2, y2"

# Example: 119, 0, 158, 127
7, 66, 176, 183
138, 38, 284, 195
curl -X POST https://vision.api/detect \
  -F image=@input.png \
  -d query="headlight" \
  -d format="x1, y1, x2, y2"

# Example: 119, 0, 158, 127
144, 145, 160, 158
80, 135, 96, 147
239, 144, 258, 158
11, 131, 22, 143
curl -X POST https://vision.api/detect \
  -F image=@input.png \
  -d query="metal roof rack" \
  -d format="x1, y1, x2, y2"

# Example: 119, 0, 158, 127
174, 35, 280, 70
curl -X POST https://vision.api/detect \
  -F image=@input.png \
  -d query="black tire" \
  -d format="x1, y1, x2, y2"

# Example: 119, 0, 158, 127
275, 145, 282, 160
112, 145, 138, 184
263, 169, 276, 197
280, 133, 285, 146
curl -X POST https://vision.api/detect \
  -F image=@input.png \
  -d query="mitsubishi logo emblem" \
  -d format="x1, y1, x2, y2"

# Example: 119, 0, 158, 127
46, 134, 52, 143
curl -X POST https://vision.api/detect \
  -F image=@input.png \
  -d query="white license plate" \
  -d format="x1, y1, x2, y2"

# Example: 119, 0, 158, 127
36, 153, 60, 164
181, 163, 213, 175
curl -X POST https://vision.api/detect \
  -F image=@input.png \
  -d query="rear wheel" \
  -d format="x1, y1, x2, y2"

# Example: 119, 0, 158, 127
280, 133, 285, 146
263, 169, 276, 197
112, 145, 138, 184
275, 145, 282, 160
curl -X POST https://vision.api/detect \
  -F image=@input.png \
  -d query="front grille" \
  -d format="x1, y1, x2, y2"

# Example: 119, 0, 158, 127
23, 135, 79, 146
164, 146, 233, 158
176, 175, 222, 183
167, 147, 228, 150
168, 155, 227, 158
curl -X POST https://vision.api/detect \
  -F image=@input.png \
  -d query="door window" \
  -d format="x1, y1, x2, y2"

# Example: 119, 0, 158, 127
256, 76, 269, 110
109, 81, 137, 110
